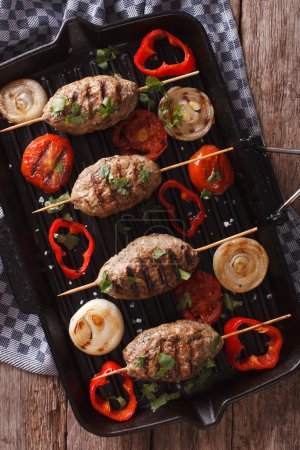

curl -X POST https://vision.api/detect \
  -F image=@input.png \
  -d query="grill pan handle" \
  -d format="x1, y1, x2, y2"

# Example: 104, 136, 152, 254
189, 394, 221, 428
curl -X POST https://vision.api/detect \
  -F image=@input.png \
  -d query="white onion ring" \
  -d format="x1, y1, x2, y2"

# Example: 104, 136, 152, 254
0, 79, 48, 123
69, 299, 124, 355
158, 86, 214, 141
213, 237, 269, 293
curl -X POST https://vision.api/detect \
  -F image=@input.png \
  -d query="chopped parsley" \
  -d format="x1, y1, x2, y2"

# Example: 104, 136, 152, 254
136, 356, 145, 368
207, 171, 222, 183
141, 383, 180, 413
127, 276, 138, 285
176, 291, 192, 311
97, 96, 115, 118
96, 45, 119, 70
224, 293, 242, 311
161, 99, 183, 129
63, 213, 73, 221
139, 76, 166, 110
139, 92, 156, 110
210, 335, 222, 354
138, 166, 151, 182
179, 268, 192, 280
156, 352, 176, 377
100, 271, 113, 293
111, 177, 130, 195
56, 232, 79, 251
44, 192, 70, 214
65, 104, 84, 125
99, 163, 110, 179
152, 248, 166, 259
54, 160, 63, 174
200, 188, 213, 200
50, 97, 67, 117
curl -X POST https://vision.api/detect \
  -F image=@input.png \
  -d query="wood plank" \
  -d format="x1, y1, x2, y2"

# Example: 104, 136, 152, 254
229, 0, 241, 27
0, 363, 67, 450
66, 403, 150, 450
241, 0, 300, 213
151, 407, 232, 450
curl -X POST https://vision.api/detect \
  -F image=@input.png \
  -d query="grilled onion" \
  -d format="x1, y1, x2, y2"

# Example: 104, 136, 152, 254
0, 79, 48, 123
69, 299, 124, 355
213, 238, 269, 293
158, 86, 214, 141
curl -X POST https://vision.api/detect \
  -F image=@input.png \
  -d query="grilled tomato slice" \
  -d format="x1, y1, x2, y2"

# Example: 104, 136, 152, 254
188, 144, 234, 195
175, 270, 223, 324
112, 109, 167, 161
21, 134, 74, 193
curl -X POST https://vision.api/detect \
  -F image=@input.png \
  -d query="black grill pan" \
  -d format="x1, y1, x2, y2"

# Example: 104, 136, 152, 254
0, 12, 299, 436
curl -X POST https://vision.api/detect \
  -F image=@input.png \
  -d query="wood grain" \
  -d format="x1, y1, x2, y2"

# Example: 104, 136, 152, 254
1, 1, 300, 449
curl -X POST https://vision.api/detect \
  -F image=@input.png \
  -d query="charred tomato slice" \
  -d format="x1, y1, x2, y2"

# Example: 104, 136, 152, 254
21, 134, 74, 193
188, 144, 234, 195
112, 109, 168, 161
175, 270, 223, 324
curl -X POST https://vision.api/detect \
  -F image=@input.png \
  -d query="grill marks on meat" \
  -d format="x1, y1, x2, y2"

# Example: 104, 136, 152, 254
71, 155, 161, 217
123, 320, 223, 381
97, 234, 199, 300
42, 75, 138, 135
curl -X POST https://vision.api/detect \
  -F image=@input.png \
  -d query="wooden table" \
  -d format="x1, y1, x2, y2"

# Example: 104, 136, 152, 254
0, 1, 299, 449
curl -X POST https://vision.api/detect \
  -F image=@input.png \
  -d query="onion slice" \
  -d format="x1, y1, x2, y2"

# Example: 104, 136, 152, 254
0, 79, 48, 124
213, 237, 269, 293
158, 86, 214, 141
69, 299, 124, 355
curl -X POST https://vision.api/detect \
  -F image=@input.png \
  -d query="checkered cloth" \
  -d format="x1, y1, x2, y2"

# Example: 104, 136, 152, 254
0, 0, 299, 376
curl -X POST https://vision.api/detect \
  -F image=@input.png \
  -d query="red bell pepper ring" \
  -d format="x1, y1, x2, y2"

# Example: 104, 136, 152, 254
158, 179, 205, 238
134, 29, 195, 78
224, 317, 283, 371
90, 361, 137, 422
48, 218, 95, 280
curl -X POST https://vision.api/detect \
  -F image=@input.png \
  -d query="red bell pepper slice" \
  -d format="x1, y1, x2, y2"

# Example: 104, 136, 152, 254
224, 317, 283, 371
134, 29, 195, 78
158, 179, 205, 238
48, 218, 95, 280
90, 361, 137, 422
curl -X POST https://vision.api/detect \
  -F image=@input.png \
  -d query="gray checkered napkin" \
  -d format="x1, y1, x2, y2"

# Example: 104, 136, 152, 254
0, 1, 299, 375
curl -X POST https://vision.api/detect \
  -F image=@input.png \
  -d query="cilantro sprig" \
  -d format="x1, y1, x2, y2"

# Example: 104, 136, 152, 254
139, 76, 166, 110
65, 104, 84, 125
161, 99, 183, 129
141, 383, 180, 413
100, 271, 113, 293
97, 97, 115, 118
44, 193, 70, 214
156, 352, 176, 377
96, 45, 119, 70
56, 232, 79, 251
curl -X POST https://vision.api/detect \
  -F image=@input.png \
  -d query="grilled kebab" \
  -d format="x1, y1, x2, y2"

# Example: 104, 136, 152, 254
97, 233, 200, 300
71, 154, 161, 217
123, 320, 223, 382
42, 75, 138, 135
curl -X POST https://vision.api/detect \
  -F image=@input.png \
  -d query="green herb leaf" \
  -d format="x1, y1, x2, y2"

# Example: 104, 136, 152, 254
54, 160, 64, 174
138, 166, 151, 183
179, 268, 192, 280
161, 99, 183, 129
100, 271, 113, 293
99, 163, 110, 179
136, 356, 145, 368
97, 96, 115, 118
128, 276, 138, 285
183, 358, 216, 394
63, 213, 73, 221
50, 97, 67, 116
200, 188, 213, 200
156, 352, 176, 377
116, 222, 131, 236
111, 177, 130, 195
139, 92, 156, 110
65, 103, 84, 125
96, 45, 119, 70
152, 248, 166, 259
44, 192, 71, 214
150, 392, 180, 413
223, 293, 242, 311
176, 291, 192, 311
210, 335, 221, 354
144, 76, 166, 94
141, 383, 159, 402
56, 232, 79, 251
207, 171, 222, 183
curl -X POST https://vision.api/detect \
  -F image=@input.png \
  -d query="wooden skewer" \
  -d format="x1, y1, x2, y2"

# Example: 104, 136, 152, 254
57, 227, 257, 297
92, 314, 292, 380
137, 70, 199, 92
32, 146, 234, 214
0, 72, 200, 133
194, 227, 258, 252
32, 198, 72, 214
160, 147, 234, 172
0, 117, 43, 133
